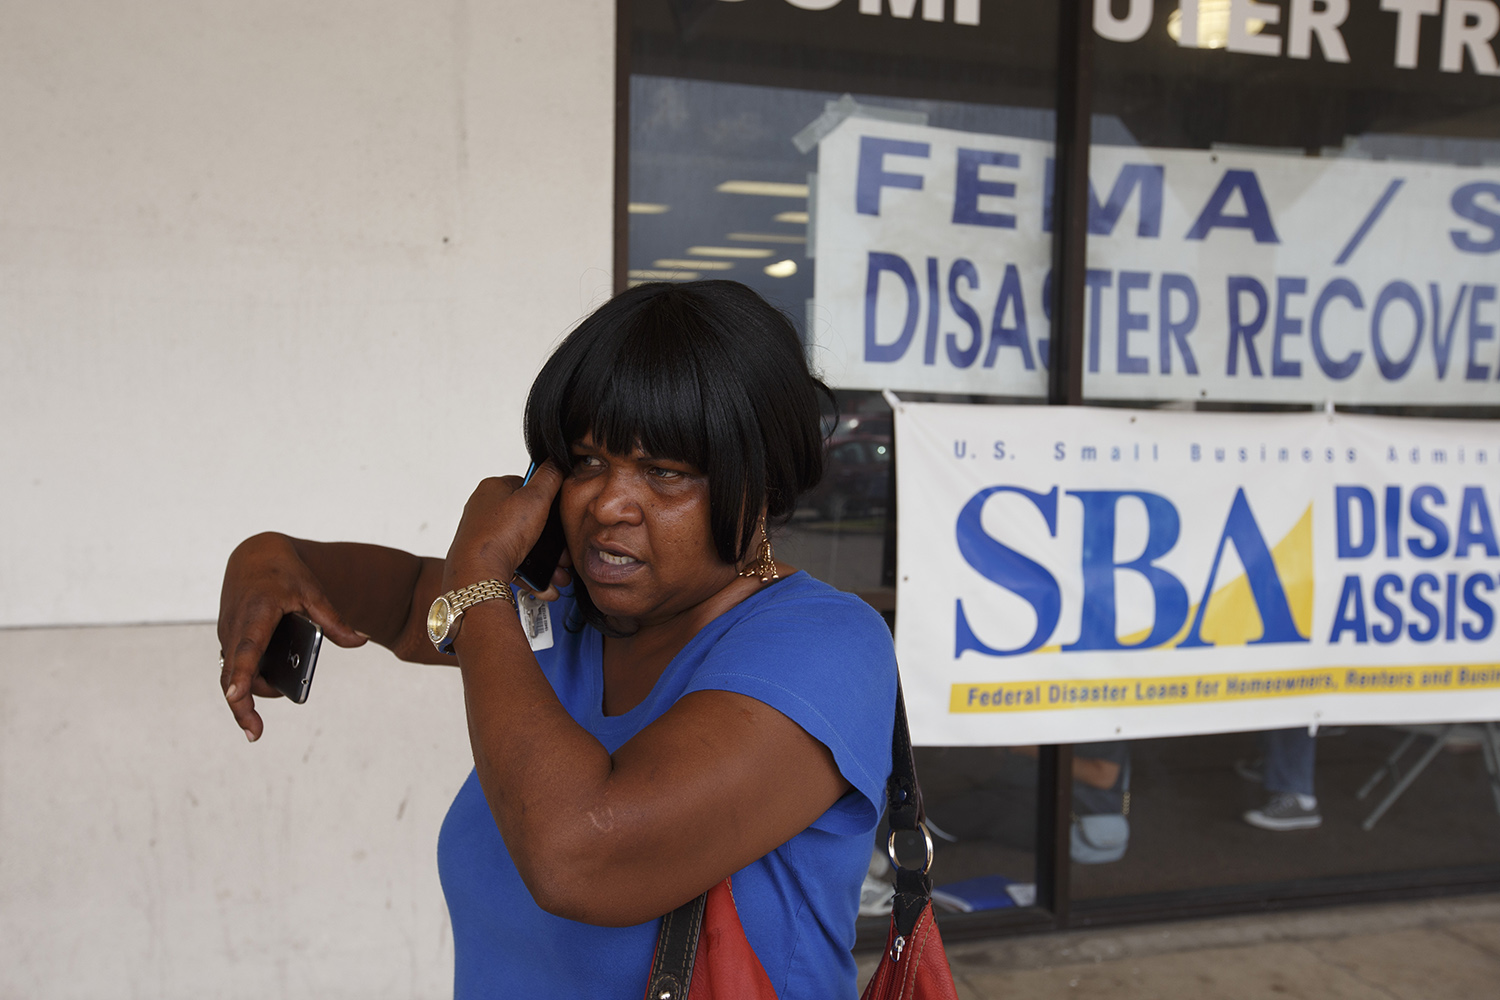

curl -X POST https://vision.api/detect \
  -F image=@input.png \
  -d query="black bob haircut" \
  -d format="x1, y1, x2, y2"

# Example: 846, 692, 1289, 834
523, 279, 833, 606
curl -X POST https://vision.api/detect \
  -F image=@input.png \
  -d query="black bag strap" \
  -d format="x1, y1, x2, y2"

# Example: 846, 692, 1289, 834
884, 680, 934, 944
886, 681, 923, 834
647, 677, 918, 993
645, 889, 707, 1000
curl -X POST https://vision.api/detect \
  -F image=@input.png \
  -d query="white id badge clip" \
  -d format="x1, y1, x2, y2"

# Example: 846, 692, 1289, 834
517, 590, 554, 651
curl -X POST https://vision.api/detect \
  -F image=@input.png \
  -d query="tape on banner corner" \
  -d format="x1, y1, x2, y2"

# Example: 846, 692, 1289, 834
790, 94, 930, 154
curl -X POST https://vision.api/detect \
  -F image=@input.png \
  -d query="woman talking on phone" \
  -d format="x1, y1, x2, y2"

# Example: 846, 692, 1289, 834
216, 280, 898, 998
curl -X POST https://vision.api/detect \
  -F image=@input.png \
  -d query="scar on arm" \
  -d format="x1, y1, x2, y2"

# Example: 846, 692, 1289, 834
586, 807, 618, 833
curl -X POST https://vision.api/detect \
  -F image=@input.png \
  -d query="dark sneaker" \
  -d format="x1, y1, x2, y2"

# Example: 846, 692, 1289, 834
1244, 793, 1322, 831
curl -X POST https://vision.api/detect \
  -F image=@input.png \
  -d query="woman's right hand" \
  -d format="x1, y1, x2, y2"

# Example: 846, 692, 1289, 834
217, 532, 370, 742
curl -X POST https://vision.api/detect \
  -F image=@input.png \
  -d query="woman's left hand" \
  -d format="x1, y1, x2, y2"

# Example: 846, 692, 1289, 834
443, 462, 569, 598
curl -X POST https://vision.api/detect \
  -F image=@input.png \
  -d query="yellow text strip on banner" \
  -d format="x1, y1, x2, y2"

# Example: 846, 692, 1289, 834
950, 665, 1500, 714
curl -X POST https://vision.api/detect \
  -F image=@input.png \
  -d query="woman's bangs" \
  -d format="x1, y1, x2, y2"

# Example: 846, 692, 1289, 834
560, 326, 709, 470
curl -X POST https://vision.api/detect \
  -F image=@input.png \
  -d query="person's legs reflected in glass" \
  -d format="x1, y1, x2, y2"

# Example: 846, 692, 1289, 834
1243, 728, 1322, 831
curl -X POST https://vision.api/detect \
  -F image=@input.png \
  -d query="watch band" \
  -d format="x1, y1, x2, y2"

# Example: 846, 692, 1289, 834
448, 579, 518, 615
428, 579, 518, 654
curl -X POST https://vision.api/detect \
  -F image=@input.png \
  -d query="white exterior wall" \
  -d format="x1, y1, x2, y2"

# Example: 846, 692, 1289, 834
0, 1, 616, 995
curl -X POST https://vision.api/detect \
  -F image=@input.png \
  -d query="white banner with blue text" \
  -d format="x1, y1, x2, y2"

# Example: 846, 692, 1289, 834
813, 116, 1500, 406
893, 402, 1500, 745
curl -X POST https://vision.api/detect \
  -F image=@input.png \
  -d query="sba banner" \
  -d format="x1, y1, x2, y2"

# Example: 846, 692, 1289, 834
813, 116, 1500, 405
893, 402, 1500, 745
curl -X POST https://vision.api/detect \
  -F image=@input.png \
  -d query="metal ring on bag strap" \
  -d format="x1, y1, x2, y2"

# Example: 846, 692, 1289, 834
887, 821, 935, 875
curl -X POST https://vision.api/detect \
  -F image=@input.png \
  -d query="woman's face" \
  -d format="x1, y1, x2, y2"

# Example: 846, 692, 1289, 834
560, 434, 739, 628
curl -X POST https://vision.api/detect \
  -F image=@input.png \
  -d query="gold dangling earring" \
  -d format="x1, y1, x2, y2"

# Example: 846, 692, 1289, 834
737, 515, 779, 584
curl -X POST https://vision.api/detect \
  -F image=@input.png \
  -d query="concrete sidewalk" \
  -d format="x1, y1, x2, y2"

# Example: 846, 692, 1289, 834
859, 893, 1500, 999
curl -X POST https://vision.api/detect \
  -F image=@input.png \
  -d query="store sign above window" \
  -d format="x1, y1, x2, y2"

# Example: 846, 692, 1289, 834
722, 0, 1500, 77
811, 115, 1500, 405
1100, 0, 1500, 75
717, 0, 980, 25
891, 399, 1500, 744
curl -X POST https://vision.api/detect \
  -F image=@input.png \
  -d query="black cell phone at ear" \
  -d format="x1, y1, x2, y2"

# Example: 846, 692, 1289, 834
514, 461, 567, 593
258, 612, 322, 704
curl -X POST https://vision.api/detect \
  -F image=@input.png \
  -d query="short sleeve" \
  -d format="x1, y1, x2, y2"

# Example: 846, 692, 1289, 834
682, 579, 898, 830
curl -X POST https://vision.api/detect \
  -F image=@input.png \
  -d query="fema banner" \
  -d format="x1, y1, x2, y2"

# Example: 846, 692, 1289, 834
892, 402, 1500, 745
813, 116, 1500, 405
812, 116, 1052, 399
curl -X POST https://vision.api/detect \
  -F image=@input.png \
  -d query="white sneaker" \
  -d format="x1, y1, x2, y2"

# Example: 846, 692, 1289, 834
1244, 792, 1322, 831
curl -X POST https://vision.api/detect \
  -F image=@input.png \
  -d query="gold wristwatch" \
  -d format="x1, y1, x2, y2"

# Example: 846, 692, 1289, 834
427, 579, 517, 654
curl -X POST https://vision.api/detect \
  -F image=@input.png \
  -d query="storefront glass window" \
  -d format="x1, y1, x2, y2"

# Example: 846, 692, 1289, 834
625, 0, 1500, 934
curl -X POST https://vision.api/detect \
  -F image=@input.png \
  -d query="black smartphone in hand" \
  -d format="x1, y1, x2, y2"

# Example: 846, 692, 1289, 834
514, 461, 567, 593
258, 612, 322, 704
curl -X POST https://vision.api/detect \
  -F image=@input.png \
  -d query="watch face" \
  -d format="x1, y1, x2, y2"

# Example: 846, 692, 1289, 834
427, 597, 454, 643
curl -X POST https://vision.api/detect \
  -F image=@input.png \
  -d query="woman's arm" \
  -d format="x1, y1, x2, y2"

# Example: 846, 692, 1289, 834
444, 469, 853, 927
217, 532, 449, 741
466, 611, 849, 926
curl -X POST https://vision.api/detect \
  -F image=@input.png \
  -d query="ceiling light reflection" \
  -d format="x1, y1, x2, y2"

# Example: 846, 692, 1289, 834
629, 269, 700, 282
727, 232, 807, 245
686, 246, 775, 259
654, 259, 733, 270
716, 181, 810, 198
1167, 0, 1264, 49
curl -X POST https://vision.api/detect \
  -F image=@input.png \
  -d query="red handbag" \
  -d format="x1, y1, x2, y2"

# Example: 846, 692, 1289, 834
644, 683, 958, 1000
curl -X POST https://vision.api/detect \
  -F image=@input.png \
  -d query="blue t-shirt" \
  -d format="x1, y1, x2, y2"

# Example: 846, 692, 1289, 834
437, 571, 897, 999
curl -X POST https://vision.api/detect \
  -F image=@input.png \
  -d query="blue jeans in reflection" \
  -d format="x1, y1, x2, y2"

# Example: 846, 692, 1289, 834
1261, 728, 1316, 797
